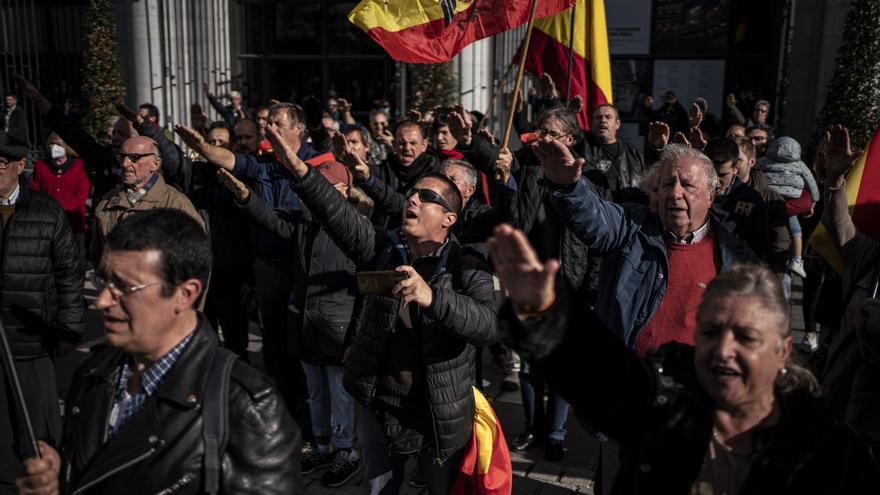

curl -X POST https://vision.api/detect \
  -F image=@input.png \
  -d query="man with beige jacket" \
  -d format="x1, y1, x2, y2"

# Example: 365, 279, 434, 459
93, 135, 203, 258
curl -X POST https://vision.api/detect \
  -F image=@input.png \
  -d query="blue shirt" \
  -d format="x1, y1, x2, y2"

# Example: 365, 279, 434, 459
108, 331, 196, 440
232, 146, 321, 259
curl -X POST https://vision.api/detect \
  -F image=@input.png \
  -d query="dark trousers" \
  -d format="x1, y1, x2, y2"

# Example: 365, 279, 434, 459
0, 356, 61, 493
359, 409, 465, 495
520, 360, 569, 441
204, 269, 251, 358
253, 257, 312, 441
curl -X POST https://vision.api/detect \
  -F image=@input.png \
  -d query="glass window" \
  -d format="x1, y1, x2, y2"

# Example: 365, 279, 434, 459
270, 4, 322, 55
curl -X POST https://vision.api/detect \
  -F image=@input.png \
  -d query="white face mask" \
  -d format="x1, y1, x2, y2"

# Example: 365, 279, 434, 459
50, 144, 66, 160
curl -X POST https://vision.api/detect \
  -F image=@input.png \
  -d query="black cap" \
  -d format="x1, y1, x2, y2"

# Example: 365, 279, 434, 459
0, 131, 28, 160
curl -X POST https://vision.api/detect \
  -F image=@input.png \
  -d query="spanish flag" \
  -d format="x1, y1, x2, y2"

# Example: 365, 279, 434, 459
523, 0, 612, 128
810, 127, 880, 274
450, 387, 512, 495
348, 0, 575, 64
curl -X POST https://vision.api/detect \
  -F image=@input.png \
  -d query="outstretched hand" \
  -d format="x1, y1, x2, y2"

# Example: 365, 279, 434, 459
217, 169, 250, 202
332, 133, 370, 181
266, 123, 308, 178
174, 124, 207, 153
539, 72, 559, 100
689, 126, 707, 150
531, 137, 583, 187
648, 121, 670, 148
822, 125, 854, 182
688, 103, 703, 128
115, 101, 143, 125
566, 95, 583, 114
447, 111, 472, 146
488, 224, 559, 314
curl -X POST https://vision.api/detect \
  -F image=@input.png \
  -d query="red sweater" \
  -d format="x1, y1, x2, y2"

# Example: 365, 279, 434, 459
635, 232, 719, 357
31, 158, 91, 233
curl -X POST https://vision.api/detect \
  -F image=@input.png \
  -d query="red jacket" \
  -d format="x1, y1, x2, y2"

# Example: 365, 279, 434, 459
31, 158, 91, 233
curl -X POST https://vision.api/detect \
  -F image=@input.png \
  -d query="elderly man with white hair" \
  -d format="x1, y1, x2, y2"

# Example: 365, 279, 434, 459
532, 140, 756, 355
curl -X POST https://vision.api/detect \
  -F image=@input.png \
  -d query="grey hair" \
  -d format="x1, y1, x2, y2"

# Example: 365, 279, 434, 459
656, 144, 719, 194
229, 90, 241, 99
441, 159, 479, 187
698, 263, 820, 397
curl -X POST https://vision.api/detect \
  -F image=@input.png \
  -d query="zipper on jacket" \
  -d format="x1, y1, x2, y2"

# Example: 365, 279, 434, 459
70, 447, 157, 494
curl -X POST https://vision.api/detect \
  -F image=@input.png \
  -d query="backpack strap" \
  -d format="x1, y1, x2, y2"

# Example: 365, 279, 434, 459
202, 347, 237, 494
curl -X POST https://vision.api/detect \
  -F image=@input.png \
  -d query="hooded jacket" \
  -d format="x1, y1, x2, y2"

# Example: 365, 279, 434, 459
756, 137, 820, 203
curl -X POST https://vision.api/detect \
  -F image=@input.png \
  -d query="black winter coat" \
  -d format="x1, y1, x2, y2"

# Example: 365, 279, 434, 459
60, 317, 302, 494
580, 134, 646, 203
506, 297, 880, 495
238, 190, 358, 366
5, 179, 84, 357
291, 167, 498, 462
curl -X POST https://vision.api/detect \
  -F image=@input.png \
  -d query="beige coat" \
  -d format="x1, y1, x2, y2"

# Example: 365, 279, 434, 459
94, 174, 204, 256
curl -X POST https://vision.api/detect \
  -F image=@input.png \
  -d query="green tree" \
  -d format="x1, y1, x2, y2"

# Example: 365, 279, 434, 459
80, 0, 126, 138
818, 0, 880, 150
409, 62, 458, 111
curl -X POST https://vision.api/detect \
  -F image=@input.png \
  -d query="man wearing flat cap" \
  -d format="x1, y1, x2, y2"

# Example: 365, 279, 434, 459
0, 131, 84, 493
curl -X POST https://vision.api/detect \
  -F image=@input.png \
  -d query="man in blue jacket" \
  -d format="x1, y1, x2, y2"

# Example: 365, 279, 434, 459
533, 139, 755, 352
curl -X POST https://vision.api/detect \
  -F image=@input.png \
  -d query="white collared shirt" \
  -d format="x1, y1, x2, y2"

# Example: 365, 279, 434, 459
0, 184, 21, 206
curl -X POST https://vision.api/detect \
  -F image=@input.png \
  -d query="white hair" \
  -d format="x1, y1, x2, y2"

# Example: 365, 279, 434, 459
656, 144, 718, 193
441, 159, 478, 187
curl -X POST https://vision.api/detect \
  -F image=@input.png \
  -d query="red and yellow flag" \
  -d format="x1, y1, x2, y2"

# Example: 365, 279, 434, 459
810, 127, 880, 273
348, 0, 575, 64
522, 0, 612, 128
450, 387, 512, 495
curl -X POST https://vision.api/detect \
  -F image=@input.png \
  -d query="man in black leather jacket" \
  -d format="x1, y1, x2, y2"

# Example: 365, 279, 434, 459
15, 209, 301, 494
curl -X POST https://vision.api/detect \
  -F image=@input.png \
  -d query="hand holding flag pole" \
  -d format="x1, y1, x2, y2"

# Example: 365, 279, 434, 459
0, 319, 41, 459
501, 0, 541, 151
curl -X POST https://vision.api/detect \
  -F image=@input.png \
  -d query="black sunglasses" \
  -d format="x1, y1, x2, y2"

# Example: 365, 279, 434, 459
116, 152, 156, 163
407, 188, 455, 213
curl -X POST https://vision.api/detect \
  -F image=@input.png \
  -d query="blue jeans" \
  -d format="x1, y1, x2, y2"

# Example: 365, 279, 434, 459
788, 215, 802, 237
520, 361, 569, 441
302, 362, 355, 449
358, 409, 465, 495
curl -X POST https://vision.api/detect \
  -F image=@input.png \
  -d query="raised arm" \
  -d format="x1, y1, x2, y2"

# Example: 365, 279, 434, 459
175, 124, 236, 171
533, 137, 639, 254
267, 124, 380, 265
820, 125, 857, 249
218, 169, 301, 239
489, 224, 653, 448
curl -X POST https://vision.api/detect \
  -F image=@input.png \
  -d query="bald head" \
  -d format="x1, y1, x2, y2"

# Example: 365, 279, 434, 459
120, 136, 161, 189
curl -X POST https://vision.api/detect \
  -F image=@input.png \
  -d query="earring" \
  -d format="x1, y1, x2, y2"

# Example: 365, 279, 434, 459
779, 367, 788, 376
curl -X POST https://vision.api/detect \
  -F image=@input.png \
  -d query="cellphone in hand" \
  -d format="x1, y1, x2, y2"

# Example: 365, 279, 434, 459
357, 270, 408, 295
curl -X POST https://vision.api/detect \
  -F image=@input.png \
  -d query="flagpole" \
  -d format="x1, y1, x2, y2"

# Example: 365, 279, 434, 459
0, 320, 40, 459
565, 0, 577, 101
481, 63, 516, 129
501, 0, 541, 151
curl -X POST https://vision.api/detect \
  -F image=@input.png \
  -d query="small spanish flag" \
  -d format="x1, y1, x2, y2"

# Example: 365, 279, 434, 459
523, 0, 613, 128
450, 387, 512, 495
348, 0, 575, 64
810, 127, 880, 273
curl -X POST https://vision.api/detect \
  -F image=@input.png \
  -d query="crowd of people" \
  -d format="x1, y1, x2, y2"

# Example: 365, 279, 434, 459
1, 68, 879, 495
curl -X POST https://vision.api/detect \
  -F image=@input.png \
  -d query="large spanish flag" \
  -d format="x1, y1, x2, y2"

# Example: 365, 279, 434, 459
810, 127, 880, 273
450, 387, 512, 495
348, 0, 575, 64
522, 0, 612, 128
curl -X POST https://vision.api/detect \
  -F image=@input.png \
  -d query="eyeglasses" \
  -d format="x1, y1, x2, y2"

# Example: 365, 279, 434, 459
0, 158, 16, 169
536, 128, 570, 140
115, 152, 156, 163
407, 188, 455, 213
92, 273, 163, 299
